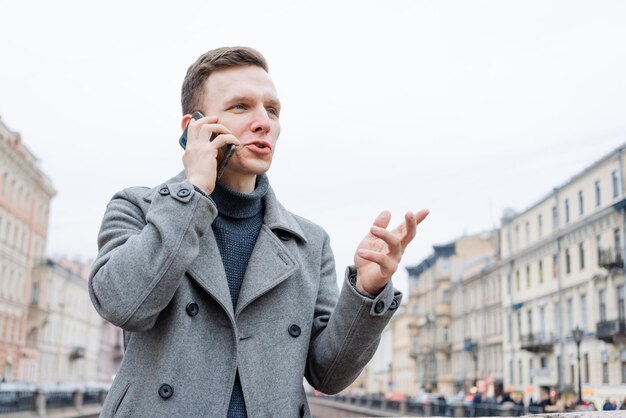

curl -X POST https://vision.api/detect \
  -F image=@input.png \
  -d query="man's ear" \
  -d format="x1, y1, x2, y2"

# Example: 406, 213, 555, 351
181, 114, 193, 131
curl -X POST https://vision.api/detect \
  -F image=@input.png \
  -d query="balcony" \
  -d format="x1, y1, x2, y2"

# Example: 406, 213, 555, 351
520, 332, 553, 353
599, 248, 624, 270
596, 319, 626, 344
69, 347, 86, 360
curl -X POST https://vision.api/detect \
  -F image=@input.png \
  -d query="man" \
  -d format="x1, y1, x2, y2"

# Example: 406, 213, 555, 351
89, 46, 428, 417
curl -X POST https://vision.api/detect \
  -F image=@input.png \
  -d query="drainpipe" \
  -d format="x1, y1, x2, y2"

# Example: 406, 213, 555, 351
554, 187, 565, 395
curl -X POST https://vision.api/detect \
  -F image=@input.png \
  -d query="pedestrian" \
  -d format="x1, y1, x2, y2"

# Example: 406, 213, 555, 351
88, 46, 429, 417
603, 398, 615, 410
619, 398, 626, 410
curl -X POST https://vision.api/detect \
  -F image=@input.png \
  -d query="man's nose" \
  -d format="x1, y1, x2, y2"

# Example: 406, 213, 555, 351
250, 106, 271, 134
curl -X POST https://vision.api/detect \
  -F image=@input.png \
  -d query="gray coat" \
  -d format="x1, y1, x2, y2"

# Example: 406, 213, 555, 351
89, 172, 401, 417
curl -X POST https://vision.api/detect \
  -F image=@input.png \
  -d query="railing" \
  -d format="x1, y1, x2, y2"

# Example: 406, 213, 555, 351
308, 393, 595, 417
0, 391, 36, 414
520, 332, 553, 352
597, 319, 626, 342
0, 388, 107, 415
599, 248, 624, 269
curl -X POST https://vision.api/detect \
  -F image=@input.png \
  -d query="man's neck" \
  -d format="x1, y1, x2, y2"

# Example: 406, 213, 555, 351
219, 173, 257, 194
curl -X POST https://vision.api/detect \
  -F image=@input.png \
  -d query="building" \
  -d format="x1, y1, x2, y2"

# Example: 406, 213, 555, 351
27, 258, 103, 383
390, 308, 418, 397
407, 232, 497, 396
0, 117, 55, 381
450, 256, 504, 399
500, 144, 626, 405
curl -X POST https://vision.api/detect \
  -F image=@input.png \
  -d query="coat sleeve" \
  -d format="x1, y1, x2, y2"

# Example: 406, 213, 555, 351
88, 180, 217, 332
304, 232, 401, 394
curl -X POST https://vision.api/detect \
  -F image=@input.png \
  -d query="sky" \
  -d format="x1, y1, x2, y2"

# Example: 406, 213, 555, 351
1, 0, 625, 294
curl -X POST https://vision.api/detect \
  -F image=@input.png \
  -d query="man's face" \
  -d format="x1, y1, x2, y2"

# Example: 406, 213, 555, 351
199, 65, 281, 180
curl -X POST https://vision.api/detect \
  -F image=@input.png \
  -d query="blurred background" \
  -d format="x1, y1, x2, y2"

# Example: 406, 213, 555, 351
1, 0, 625, 416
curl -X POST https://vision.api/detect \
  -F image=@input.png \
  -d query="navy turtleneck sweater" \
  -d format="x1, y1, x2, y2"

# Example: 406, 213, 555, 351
209, 174, 269, 418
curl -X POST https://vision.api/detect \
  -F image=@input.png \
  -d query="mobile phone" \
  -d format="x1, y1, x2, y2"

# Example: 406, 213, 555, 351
179, 111, 235, 180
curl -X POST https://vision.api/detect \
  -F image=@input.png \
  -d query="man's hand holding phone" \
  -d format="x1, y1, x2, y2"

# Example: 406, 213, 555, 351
181, 113, 239, 195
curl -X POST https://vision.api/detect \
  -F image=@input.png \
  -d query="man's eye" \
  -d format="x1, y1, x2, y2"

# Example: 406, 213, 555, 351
233, 104, 246, 110
267, 107, 279, 116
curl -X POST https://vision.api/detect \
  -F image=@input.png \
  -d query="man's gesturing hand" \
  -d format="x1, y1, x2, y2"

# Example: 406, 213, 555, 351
354, 209, 429, 296
183, 115, 240, 195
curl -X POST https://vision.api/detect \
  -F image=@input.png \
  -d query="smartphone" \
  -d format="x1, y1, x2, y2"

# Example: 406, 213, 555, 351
179, 111, 235, 180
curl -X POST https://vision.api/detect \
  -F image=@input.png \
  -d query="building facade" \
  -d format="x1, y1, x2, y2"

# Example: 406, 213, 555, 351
390, 308, 417, 397
0, 118, 55, 381
500, 145, 626, 405
27, 258, 103, 383
450, 258, 504, 399
407, 232, 496, 397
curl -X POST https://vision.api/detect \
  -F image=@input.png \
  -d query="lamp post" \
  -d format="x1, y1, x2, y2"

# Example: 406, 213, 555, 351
572, 327, 583, 405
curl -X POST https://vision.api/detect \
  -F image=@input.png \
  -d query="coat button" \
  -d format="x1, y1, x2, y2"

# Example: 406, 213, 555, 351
177, 188, 190, 198
389, 298, 399, 311
186, 302, 199, 317
158, 384, 173, 399
288, 324, 301, 338
374, 300, 385, 314
277, 231, 292, 241
158, 187, 170, 196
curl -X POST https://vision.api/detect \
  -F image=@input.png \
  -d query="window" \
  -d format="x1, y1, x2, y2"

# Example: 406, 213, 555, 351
527, 309, 533, 335
552, 254, 558, 278
508, 314, 513, 343
567, 298, 573, 332
540, 356, 547, 369
539, 260, 544, 284
579, 242, 585, 270
622, 360, 626, 384
615, 228, 622, 254
578, 190, 584, 215
613, 169, 620, 199
517, 311, 523, 339
509, 360, 514, 385
580, 294, 588, 331
552, 206, 558, 230
602, 358, 609, 383
596, 235, 603, 264
555, 301, 561, 334
530, 358, 534, 384
564, 199, 570, 224
516, 270, 520, 292
584, 353, 589, 383
539, 306, 546, 339
525, 221, 530, 244
595, 180, 601, 207
570, 363, 575, 385
618, 285, 625, 321
565, 248, 571, 274
518, 359, 523, 385
599, 289, 607, 321
515, 225, 520, 248
538, 214, 543, 238
526, 265, 531, 288
31, 283, 39, 304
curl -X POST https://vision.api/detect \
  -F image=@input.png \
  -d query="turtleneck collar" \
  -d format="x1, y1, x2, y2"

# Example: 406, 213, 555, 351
210, 174, 269, 219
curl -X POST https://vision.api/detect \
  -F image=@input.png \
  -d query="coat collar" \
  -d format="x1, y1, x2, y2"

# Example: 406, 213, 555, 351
143, 171, 308, 243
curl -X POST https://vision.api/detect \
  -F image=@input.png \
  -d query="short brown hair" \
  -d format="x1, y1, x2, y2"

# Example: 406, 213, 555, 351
181, 46, 269, 115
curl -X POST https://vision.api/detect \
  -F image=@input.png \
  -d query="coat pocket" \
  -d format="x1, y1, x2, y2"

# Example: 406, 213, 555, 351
113, 381, 131, 416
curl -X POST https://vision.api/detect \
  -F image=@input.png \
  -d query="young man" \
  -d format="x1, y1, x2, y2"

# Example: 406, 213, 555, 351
89, 47, 428, 417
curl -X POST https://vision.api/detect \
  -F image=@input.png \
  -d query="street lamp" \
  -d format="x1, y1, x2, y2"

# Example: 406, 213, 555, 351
572, 326, 584, 405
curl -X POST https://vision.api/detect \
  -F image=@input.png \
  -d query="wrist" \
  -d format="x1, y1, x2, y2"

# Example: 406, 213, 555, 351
187, 176, 213, 195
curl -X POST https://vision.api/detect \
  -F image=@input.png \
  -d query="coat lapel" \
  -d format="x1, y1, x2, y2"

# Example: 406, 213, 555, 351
186, 231, 235, 322
235, 225, 299, 317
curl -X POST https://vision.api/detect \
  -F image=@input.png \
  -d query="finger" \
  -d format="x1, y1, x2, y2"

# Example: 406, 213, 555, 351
186, 115, 219, 146
357, 249, 398, 277
193, 124, 233, 146
210, 134, 241, 150
372, 210, 392, 229
399, 211, 417, 250
370, 225, 402, 258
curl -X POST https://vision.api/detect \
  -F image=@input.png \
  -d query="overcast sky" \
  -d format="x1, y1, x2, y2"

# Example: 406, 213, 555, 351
1, 0, 625, 294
